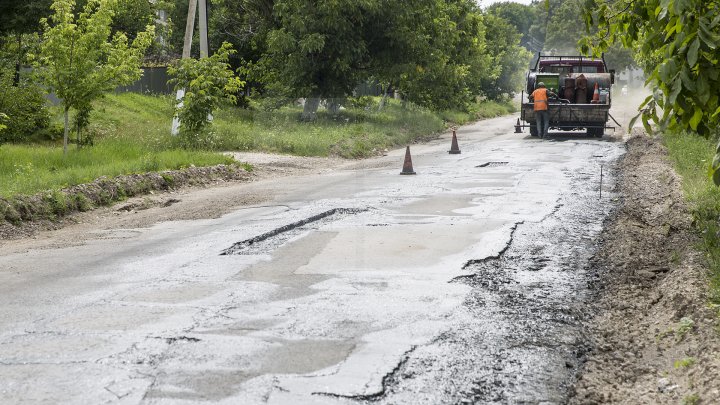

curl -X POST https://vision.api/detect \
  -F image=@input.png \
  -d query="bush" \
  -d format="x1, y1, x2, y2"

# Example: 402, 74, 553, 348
170, 129, 220, 150
167, 42, 243, 137
31, 123, 64, 142
0, 73, 51, 143
348, 96, 378, 110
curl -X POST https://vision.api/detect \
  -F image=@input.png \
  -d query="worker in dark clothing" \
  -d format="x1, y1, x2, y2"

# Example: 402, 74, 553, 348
529, 82, 556, 138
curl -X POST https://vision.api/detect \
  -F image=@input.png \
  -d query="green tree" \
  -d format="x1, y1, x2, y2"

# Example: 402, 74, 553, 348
168, 41, 243, 144
487, 1, 541, 52
71, 0, 159, 35
479, 14, 532, 100
0, 1, 52, 37
209, 0, 274, 60
521, 0, 635, 70
206, 0, 274, 105
0, 0, 53, 83
72, 0, 159, 39
230, 0, 527, 113
245, 0, 376, 119
0, 71, 51, 143
362, 0, 430, 110
366, 0, 496, 111
387, 0, 494, 111
111, 0, 157, 41
34, 0, 154, 156
581, 0, 720, 183
545, 0, 586, 53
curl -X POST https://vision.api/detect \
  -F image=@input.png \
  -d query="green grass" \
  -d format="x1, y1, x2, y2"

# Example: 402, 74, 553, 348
0, 140, 233, 197
682, 393, 700, 405
674, 357, 697, 369
663, 131, 720, 304
0, 93, 515, 199
0, 93, 234, 197
94, 94, 506, 159
211, 101, 447, 158
209, 97, 515, 158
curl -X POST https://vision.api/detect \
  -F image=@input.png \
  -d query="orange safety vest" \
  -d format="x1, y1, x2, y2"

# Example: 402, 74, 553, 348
532, 88, 549, 111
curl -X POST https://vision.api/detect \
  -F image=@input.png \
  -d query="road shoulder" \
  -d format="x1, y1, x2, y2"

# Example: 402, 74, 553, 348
571, 136, 720, 404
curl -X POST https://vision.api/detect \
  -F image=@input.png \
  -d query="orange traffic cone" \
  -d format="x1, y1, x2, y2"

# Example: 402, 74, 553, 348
514, 118, 522, 133
592, 82, 600, 103
400, 146, 416, 175
449, 129, 461, 154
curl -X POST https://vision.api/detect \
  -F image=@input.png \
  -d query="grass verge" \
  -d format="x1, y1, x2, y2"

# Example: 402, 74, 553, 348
0, 93, 515, 223
0, 165, 250, 223
210, 98, 515, 158
662, 131, 720, 304
0, 141, 234, 198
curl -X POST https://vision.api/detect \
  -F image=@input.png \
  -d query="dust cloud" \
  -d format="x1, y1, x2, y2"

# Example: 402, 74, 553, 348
611, 86, 652, 134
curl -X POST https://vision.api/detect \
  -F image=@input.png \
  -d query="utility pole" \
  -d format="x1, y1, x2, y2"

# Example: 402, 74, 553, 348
182, 0, 197, 58
171, 0, 209, 135
199, 0, 208, 58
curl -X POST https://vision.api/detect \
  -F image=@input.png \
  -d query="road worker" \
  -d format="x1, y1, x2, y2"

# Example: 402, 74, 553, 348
529, 82, 556, 138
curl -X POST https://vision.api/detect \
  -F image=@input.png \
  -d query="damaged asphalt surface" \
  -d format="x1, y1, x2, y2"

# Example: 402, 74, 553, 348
0, 115, 625, 404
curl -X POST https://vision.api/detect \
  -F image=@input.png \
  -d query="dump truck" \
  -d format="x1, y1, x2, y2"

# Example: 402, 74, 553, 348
518, 54, 616, 137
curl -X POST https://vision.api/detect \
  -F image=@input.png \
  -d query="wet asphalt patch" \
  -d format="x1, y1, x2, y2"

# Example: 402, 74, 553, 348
366, 164, 618, 404
221, 208, 366, 255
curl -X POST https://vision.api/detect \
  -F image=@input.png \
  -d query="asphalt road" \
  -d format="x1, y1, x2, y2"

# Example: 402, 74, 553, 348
0, 116, 625, 404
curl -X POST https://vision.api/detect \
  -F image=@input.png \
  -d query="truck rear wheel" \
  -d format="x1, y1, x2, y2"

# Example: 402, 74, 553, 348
588, 127, 604, 138
530, 126, 538, 137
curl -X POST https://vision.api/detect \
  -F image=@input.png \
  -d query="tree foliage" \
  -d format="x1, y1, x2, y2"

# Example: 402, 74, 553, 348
487, 1, 540, 51
168, 42, 243, 139
0, 113, 7, 134
545, 0, 588, 53
34, 0, 155, 155
236, 0, 527, 112
0, 0, 53, 83
488, 0, 635, 71
209, 0, 274, 60
245, 0, 375, 103
392, 0, 494, 110
110, 0, 157, 41
0, 1, 54, 36
479, 14, 532, 100
581, 0, 720, 184
0, 71, 51, 143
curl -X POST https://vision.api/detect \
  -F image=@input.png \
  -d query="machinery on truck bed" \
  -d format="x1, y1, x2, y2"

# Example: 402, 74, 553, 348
518, 53, 616, 137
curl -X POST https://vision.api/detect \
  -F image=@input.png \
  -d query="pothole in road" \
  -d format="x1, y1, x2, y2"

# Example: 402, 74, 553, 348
476, 161, 509, 168
163, 336, 201, 344
221, 208, 366, 255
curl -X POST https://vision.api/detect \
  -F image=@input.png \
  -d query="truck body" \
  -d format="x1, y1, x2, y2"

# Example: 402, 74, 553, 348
520, 54, 615, 137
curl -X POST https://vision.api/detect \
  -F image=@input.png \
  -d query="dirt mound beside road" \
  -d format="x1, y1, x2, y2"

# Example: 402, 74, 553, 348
571, 136, 720, 404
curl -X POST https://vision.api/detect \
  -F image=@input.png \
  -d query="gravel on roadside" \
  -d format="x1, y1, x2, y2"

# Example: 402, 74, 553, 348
570, 135, 720, 404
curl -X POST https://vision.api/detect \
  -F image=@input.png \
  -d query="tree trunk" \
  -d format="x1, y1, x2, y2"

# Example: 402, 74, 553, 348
378, 93, 388, 111
302, 97, 321, 121
326, 98, 343, 115
13, 34, 21, 86
378, 83, 392, 111
63, 107, 69, 157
